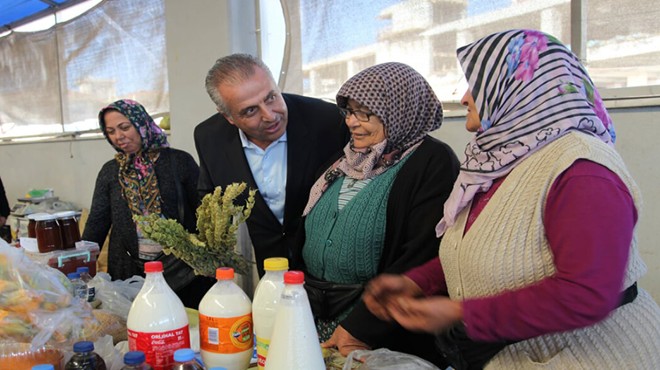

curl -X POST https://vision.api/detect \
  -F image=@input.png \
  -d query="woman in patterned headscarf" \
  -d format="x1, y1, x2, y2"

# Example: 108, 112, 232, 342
83, 99, 214, 308
364, 30, 660, 369
301, 62, 459, 365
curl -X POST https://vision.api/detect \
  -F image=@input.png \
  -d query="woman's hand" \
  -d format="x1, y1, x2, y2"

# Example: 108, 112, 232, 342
322, 324, 371, 356
363, 274, 423, 321
388, 295, 463, 334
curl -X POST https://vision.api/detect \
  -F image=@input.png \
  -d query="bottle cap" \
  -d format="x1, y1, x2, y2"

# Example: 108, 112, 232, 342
124, 351, 146, 365
144, 261, 163, 273
284, 270, 304, 284
31, 365, 55, 370
72, 340, 94, 353
76, 266, 89, 274
173, 348, 195, 362
216, 267, 234, 280
67, 272, 80, 280
264, 257, 289, 271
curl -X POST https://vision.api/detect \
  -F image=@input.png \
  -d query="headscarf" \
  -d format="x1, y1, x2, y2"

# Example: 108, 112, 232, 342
304, 62, 443, 215
435, 29, 616, 236
98, 99, 170, 217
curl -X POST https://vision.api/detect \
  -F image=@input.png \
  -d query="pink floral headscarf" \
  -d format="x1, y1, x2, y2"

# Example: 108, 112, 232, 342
99, 99, 169, 217
436, 29, 616, 236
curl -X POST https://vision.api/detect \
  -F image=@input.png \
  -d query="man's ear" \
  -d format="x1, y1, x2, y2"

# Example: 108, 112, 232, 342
220, 109, 235, 126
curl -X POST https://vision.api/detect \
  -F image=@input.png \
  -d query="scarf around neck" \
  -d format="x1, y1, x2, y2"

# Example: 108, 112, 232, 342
436, 29, 616, 236
98, 99, 170, 217
304, 62, 443, 215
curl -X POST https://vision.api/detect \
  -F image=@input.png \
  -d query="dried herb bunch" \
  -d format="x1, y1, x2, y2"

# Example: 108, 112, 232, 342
135, 182, 257, 276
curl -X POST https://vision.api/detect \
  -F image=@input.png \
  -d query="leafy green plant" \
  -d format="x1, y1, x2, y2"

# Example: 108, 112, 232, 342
135, 182, 257, 276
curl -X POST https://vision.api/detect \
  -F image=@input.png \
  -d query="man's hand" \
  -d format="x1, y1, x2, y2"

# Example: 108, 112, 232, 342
322, 324, 371, 356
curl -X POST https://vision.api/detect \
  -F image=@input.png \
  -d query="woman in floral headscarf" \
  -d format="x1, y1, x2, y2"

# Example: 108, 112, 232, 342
83, 99, 214, 308
364, 30, 660, 369
301, 62, 459, 365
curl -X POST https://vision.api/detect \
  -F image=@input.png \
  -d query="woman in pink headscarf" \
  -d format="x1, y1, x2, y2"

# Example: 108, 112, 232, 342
364, 29, 660, 369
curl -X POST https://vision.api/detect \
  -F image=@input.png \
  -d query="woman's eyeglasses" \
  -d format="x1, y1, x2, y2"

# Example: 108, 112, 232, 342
339, 107, 375, 122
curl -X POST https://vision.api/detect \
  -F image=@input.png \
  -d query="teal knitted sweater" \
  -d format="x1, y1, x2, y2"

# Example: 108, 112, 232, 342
303, 159, 406, 284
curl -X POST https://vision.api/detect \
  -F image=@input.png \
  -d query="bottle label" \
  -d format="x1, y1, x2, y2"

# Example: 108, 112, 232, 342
127, 325, 190, 370
256, 335, 270, 370
199, 312, 253, 353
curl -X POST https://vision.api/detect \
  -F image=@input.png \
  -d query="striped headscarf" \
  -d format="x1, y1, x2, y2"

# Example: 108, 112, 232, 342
99, 99, 169, 217
304, 62, 443, 215
436, 29, 616, 236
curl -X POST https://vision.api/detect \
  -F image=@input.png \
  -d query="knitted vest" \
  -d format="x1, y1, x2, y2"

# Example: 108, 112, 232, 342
441, 132, 660, 369
303, 159, 405, 284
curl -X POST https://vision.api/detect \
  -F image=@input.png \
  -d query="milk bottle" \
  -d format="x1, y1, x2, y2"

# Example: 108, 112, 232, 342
264, 271, 325, 370
126, 261, 190, 370
252, 257, 288, 370
199, 267, 253, 370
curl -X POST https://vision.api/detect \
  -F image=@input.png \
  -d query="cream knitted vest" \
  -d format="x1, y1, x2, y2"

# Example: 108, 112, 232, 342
440, 132, 660, 369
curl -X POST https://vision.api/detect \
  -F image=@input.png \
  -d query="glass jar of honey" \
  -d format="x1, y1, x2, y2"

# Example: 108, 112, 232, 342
35, 213, 63, 253
55, 211, 81, 250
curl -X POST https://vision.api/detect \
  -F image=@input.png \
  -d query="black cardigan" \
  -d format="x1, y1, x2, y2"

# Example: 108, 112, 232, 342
340, 136, 460, 365
82, 148, 200, 282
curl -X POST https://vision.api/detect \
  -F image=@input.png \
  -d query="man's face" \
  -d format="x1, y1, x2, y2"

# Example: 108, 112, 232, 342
218, 67, 288, 149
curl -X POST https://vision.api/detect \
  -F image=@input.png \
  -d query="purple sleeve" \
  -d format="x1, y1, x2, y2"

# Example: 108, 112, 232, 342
405, 258, 447, 296
463, 160, 637, 341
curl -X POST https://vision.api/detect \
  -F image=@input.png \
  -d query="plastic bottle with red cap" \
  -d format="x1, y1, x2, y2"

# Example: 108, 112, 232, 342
199, 267, 253, 370
264, 270, 325, 370
126, 261, 190, 370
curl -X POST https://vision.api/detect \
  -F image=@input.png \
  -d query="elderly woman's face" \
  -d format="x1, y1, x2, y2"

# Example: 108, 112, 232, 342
103, 110, 142, 154
343, 99, 386, 149
461, 89, 481, 133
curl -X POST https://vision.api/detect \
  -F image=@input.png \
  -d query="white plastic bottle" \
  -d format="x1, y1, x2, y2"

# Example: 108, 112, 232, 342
126, 261, 190, 370
264, 271, 325, 370
199, 267, 253, 370
76, 266, 95, 302
252, 257, 288, 370
67, 272, 87, 300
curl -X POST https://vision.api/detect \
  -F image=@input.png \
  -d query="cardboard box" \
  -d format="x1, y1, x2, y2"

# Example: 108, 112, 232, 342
25, 240, 100, 276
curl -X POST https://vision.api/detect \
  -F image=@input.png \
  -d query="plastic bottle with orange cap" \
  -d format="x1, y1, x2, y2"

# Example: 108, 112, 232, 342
199, 267, 253, 370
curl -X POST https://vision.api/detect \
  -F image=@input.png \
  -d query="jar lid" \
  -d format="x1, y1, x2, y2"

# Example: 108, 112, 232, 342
33, 213, 57, 221
27, 212, 50, 220
54, 210, 78, 218
264, 257, 288, 271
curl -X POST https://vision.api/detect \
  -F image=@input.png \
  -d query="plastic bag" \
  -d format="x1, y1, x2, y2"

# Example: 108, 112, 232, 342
343, 348, 442, 370
90, 272, 143, 319
0, 240, 101, 350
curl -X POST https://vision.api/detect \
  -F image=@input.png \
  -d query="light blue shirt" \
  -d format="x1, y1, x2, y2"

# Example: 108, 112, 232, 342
238, 129, 288, 224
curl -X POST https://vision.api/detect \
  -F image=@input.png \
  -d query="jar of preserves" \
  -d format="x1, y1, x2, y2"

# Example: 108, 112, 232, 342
27, 213, 40, 238
55, 211, 81, 250
35, 214, 63, 253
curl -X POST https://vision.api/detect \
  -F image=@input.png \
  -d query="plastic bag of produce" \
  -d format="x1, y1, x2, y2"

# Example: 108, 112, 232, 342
342, 348, 441, 370
0, 239, 102, 350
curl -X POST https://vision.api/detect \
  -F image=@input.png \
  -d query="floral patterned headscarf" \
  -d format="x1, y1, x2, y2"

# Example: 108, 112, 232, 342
99, 99, 170, 217
304, 62, 443, 215
436, 29, 616, 236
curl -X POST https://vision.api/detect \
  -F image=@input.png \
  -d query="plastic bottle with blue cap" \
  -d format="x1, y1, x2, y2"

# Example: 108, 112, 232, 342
64, 340, 107, 370
120, 351, 153, 370
171, 348, 204, 370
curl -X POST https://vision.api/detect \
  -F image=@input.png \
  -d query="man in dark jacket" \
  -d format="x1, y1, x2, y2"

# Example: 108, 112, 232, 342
194, 53, 348, 277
